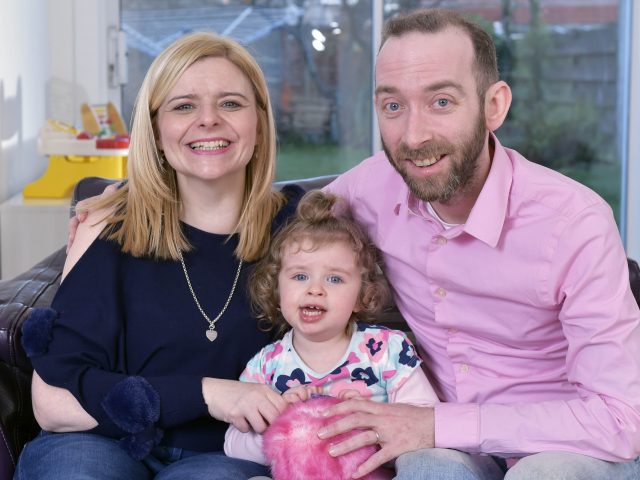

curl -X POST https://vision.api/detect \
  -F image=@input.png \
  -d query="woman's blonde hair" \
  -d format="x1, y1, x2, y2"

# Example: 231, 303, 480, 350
250, 190, 392, 334
86, 32, 283, 261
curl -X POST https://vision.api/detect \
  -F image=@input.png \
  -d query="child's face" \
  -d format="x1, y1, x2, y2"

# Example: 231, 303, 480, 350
278, 238, 363, 343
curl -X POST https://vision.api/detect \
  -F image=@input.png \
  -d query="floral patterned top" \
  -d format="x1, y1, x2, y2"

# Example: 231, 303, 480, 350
240, 322, 421, 401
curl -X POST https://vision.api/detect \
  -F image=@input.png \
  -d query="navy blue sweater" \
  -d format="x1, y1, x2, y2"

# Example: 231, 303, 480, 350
31, 187, 302, 453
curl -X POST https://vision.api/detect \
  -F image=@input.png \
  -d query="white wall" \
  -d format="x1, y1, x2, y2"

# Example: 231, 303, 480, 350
0, 0, 120, 203
0, 0, 50, 202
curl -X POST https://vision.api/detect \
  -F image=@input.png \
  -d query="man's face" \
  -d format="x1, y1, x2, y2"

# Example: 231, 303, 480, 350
375, 29, 489, 203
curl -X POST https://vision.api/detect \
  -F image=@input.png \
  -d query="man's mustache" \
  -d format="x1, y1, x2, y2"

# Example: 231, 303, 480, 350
394, 142, 453, 161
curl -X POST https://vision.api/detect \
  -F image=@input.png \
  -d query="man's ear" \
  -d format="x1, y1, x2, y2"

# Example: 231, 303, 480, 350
484, 81, 512, 132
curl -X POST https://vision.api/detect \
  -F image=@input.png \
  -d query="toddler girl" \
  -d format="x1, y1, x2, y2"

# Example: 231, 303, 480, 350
224, 190, 438, 469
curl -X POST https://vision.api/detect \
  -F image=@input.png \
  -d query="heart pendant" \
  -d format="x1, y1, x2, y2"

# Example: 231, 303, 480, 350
206, 329, 218, 342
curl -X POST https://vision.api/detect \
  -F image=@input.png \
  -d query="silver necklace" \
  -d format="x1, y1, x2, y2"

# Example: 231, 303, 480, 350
179, 252, 243, 342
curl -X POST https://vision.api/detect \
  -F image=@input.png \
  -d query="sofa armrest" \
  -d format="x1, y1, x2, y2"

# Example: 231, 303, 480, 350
0, 247, 66, 478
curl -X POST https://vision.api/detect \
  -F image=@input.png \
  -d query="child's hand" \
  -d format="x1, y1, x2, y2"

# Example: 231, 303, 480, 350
337, 389, 365, 401
282, 385, 322, 403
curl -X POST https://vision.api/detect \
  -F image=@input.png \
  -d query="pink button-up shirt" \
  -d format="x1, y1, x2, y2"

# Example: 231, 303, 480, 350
326, 135, 640, 461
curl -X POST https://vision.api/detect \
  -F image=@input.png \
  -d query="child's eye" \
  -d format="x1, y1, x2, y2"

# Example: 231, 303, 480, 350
293, 273, 308, 281
327, 275, 343, 284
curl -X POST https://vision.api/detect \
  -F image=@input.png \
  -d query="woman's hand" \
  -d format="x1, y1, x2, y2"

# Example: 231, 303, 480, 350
202, 378, 288, 434
281, 384, 322, 403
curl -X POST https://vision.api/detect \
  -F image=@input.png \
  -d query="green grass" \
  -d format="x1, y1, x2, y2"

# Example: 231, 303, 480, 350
558, 162, 621, 224
275, 143, 370, 181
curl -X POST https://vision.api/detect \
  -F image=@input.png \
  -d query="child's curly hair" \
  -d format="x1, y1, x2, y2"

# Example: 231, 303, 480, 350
249, 190, 392, 335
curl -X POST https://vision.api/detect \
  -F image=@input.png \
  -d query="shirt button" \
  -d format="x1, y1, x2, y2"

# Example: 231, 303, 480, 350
459, 363, 470, 373
436, 287, 447, 298
433, 235, 447, 245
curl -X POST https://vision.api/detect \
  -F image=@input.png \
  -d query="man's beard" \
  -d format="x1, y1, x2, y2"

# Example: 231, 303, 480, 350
383, 113, 487, 203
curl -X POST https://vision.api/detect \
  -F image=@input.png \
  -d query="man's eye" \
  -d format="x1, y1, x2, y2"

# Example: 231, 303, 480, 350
293, 274, 308, 281
435, 98, 449, 108
327, 275, 343, 284
385, 102, 401, 112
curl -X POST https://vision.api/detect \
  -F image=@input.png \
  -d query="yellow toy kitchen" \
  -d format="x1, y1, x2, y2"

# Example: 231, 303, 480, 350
23, 102, 128, 199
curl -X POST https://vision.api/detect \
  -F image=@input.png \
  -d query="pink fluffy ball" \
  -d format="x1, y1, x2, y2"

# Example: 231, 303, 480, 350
263, 396, 392, 480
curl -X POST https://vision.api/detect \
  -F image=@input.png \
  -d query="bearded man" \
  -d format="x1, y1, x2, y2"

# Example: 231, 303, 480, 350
323, 8, 640, 480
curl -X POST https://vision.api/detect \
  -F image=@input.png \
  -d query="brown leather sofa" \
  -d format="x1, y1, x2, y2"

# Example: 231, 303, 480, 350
0, 177, 639, 480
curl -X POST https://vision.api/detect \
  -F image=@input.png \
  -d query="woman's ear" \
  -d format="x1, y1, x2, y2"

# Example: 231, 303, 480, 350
484, 81, 512, 132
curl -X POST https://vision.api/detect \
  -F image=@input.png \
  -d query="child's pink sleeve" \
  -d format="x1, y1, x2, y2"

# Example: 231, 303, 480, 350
224, 425, 268, 465
389, 367, 439, 406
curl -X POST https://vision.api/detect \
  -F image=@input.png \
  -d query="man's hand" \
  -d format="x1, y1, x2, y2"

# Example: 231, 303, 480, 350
67, 182, 120, 253
318, 400, 435, 478
66, 211, 88, 254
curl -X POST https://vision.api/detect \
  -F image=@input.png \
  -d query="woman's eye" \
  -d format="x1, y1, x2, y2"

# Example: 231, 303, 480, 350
327, 275, 343, 284
293, 273, 308, 281
174, 103, 194, 111
222, 100, 241, 109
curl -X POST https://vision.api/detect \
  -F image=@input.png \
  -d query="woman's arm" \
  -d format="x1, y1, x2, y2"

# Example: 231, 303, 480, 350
31, 371, 98, 432
31, 209, 108, 431
63, 209, 108, 280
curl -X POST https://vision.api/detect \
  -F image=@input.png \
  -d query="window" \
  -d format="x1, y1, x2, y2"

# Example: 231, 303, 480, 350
120, 0, 631, 228
121, 0, 373, 181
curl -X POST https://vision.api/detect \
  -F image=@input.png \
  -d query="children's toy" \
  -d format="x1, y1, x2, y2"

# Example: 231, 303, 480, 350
23, 102, 129, 199
263, 395, 393, 480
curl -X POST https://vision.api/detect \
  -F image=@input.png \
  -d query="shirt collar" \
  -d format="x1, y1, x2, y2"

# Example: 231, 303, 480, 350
463, 133, 513, 247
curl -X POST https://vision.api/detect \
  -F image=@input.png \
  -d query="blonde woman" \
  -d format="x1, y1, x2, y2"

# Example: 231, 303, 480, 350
17, 32, 303, 479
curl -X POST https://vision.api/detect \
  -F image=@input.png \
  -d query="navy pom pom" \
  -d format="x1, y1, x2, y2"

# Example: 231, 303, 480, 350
21, 307, 58, 357
102, 376, 163, 459
119, 424, 164, 461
